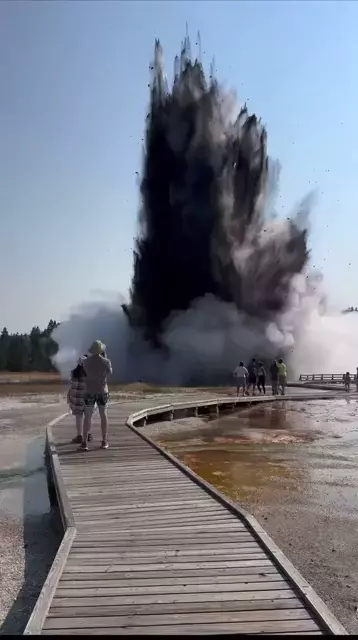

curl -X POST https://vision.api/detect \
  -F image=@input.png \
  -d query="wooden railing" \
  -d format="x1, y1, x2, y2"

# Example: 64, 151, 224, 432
299, 373, 357, 383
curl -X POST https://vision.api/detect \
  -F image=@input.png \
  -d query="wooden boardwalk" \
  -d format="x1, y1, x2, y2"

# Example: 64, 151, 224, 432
26, 397, 346, 635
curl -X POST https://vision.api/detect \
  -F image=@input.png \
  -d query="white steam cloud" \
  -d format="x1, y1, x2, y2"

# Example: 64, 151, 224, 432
53, 273, 358, 384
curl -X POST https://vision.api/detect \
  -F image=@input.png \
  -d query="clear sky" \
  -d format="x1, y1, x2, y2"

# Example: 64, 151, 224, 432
1, 0, 358, 333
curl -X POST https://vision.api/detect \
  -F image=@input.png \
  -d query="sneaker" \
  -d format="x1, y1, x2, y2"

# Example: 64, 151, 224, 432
80, 441, 89, 451
72, 435, 82, 444
101, 440, 109, 450
88, 433, 93, 442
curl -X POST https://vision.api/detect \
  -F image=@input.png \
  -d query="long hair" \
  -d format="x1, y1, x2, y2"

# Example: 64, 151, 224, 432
71, 363, 86, 380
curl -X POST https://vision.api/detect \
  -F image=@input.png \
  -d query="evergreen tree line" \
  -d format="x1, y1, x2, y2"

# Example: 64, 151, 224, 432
0, 320, 59, 372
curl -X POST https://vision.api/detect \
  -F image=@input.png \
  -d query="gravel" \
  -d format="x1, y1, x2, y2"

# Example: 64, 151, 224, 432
0, 401, 65, 634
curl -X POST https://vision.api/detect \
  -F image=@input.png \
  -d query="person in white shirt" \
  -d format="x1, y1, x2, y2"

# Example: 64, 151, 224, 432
233, 361, 248, 396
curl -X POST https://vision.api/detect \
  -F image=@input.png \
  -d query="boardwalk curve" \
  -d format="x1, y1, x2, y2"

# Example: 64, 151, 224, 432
25, 394, 347, 635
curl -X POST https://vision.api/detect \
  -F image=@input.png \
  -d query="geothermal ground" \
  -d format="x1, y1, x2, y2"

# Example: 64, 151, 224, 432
0, 378, 357, 633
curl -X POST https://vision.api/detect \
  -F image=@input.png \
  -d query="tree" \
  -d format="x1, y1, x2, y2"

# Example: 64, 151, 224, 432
0, 321, 59, 372
29, 326, 43, 370
0, 328, 9, 371
6, 334, 31, 372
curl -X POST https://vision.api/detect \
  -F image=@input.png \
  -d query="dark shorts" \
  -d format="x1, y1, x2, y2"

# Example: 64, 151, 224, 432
248, 376, 256, 385
84, 393, 109, 408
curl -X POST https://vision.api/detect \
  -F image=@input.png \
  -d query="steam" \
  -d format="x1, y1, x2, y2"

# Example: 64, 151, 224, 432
53, 36, 358, 383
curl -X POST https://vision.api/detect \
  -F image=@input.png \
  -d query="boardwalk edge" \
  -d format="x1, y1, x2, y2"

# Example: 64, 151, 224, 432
24, 412, 77, 635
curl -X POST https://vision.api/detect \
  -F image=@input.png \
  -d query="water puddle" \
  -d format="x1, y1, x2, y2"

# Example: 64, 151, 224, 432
158, 398, 358, 509
0, 435, 51, 519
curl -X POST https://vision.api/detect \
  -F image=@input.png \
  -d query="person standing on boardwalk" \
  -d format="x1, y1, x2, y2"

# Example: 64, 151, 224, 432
67, 362, 87, 444
80, 340, 113, 451
247, 358, 257, 395
270, 359, 279, 395
344, 371, 351, 392
233, 361, 248, 396
257, 361, 266, 395
277, 358, 287, 395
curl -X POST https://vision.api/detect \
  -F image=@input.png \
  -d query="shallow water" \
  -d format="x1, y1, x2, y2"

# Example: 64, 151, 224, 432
0, 436, 51, 519
158, 397, 358, 515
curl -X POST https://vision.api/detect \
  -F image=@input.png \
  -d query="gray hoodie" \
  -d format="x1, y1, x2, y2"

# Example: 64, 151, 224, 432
82, 354, 113, 395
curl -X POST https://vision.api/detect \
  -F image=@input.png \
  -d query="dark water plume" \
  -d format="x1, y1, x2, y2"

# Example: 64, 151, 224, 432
124, 35, 309, 348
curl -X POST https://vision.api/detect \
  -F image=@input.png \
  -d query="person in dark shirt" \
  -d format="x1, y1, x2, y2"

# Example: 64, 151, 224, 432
247, 358, 257, 395
270, 359, 279, 395
257, 362, 266, 395
344, 371, 351, 392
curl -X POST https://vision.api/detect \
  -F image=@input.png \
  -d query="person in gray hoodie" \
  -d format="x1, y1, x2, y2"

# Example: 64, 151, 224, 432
80, 340, 113, 451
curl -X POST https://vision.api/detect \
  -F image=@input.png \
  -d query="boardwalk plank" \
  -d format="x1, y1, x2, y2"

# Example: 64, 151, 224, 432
45, 608, 311, 626
69, 544, 261, 556
43, 619, 320, 634
71, 537, 257, 547
48, 599, 304, 618
70, 544, 260, 554
66, 553, 267, 564
61, 566, 281, 580
64, 560, 274, 573
58, 573, 283, 588
52, 588, 297, 607
55, 580, 290, 597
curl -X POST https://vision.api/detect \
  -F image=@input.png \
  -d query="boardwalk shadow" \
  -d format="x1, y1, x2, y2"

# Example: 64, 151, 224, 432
0, 437, 62, 635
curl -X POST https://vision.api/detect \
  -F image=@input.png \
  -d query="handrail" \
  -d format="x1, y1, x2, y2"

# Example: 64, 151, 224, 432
299, 373, 357, 382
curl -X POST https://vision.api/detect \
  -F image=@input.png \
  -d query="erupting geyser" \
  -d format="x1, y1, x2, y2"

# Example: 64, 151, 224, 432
124, 38, 309, 347
55, 35, 357, 384
122, 36, 309, 369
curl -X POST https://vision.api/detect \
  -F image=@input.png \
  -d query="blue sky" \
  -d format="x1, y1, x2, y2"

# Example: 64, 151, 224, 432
1, 0, 358, 332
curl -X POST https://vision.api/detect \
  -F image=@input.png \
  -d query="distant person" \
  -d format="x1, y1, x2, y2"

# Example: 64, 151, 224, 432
67, 363, 89, 444
270, 359, 279, 395
80, 340, 113, 451
233, 361, 248, 396
344, 371, 351, 392
247, 358, 257, 395
277, 358, 287, 395
257, 361, 266, 395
